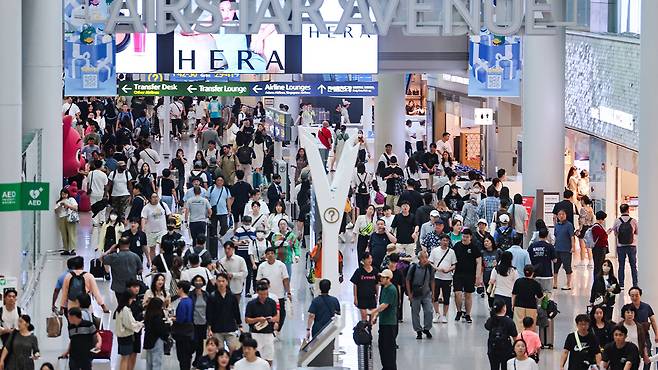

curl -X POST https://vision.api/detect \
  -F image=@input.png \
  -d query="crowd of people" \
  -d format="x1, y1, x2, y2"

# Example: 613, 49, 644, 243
1, 94, 651, 370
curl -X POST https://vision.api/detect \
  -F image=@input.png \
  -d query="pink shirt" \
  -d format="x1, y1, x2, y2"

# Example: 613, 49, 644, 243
517, 330, 541, 355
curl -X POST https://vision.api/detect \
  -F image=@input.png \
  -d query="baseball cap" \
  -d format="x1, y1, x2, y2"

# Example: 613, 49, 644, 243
453, 214, 464, 222
379, 269, 393, 279
499, 214, 510, 223
477, 218, 488, 225
434, 219, 444, 225
430, 210, 440, 218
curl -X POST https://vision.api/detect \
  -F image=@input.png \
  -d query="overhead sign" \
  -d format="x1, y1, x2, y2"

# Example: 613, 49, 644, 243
104, 0, 573, 37
118, 81, 378, 97
0, 182, 50, 212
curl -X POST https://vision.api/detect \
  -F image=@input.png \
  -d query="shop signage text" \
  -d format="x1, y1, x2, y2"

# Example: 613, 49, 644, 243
105, 0, 572, 36
0, 183, 50, 212
119, 81, 378, 97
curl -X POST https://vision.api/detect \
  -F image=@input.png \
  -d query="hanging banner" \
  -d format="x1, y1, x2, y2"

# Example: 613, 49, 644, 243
64, 0, 116, 96
521, 196, 535, 232
468, 30, 522, 97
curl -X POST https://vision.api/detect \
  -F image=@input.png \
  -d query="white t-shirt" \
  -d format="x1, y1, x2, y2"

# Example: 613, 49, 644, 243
436, 139, 453, 156
1, 306, 20, 331
490, 268, 518, 297
87, 169, 108, 197
244, 200, 271, 217
506, 358, 538, 370
139, 148, 161, 174
415, 125, 426, 143
381, 215, 395, 231
62, 102, 80, 117
404, 126, 416, 142
429, 247, 457, 280
180, 266, 212, 285
141, 202, 171, 233
234, 357, 271, 370
256, 260, 288, 298
108, 170, 133, 197
170, 101, 184, 119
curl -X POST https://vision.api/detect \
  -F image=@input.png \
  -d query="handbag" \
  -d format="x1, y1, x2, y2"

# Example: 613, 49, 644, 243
159, 254, 178, 297
47, 312, 63, 337
67, 211, 80, 223
94, 314, 113, 360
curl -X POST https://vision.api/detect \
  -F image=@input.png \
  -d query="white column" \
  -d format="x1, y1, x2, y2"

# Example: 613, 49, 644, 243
521, 2, 566, 197
22, 0, 63, 257
0, 0, 23, 280
162, 97, 172, 159
638, 0, 658, 299
374, 74, 406, 161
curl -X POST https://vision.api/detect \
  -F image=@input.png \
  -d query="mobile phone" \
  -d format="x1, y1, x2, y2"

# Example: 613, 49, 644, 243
90, 348, 101, 354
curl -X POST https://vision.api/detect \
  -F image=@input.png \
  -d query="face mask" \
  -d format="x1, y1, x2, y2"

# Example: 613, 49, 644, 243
167, 226, 175, 231
194, 282, 204, 289
109, 214, 118, 221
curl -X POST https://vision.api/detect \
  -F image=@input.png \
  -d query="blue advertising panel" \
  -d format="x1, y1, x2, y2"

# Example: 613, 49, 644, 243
468, 31, 522, 97
63, 0, 116, 96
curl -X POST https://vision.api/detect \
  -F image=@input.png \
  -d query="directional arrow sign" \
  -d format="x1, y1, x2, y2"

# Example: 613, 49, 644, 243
187, 85, 197, 94
252, 85, 262, 94
121, 85, 132, 94
317, 84, 327, 94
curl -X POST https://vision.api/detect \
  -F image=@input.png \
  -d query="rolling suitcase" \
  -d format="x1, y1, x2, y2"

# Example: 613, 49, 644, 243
89, 258, 104, 279
539, 318, 554, 349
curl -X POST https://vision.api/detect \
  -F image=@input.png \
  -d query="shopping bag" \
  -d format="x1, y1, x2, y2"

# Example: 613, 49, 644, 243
94, 314, 113, 360
47, 312, 63, 337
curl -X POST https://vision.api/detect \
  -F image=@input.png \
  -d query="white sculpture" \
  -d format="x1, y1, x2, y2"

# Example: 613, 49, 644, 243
298, 127, 359, 294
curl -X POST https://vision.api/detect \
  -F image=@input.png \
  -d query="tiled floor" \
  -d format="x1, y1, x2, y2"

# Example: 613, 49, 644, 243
29, 136, 639, 370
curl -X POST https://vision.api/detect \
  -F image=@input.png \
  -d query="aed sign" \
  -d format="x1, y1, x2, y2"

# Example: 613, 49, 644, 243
0, 183, 50, 212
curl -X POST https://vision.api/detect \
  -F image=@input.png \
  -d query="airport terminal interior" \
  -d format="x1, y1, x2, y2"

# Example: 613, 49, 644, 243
1, 0, 658, 370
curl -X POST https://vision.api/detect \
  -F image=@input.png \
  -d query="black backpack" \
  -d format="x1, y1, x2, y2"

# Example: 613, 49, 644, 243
617, 217, 634, 245
356, 174, 368, 194
237, 147, 252, 165
67, 272, 87, 301
353, 320, 372, 345
498, 227, 513, 250
136, 117, 150, 137
488, 322, 511, 352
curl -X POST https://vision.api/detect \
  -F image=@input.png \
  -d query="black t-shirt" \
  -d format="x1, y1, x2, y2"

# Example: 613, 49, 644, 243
170, 158, 186, 177
511, 278, 543, 308
128, 196, 146, 221
563, 331, 601, 370
398, 190, 424, 214
422, 152, 439, 170
391, 268, 405, 289
382, 166, 404, 195
391, 213, 416, 244
160, 178, 175, 197
68, 319, 96, 361
415, 205, 434, 226
443, 193, 464, 211
602, 342, 640, 370
484, 315, 517, 354
122, 230, 147, 261
552, 199, 575, 225
453, 241, 482, 276
231, 181, 252, 209
244, 297, 278, 333
528, 240, 556, 278
350, 267, 379, 302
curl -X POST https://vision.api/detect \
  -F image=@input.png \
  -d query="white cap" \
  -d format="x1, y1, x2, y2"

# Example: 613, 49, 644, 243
453, 214, 464, 222
477, 218, 488, 225
499, 214, 510, 223
430, 210, 440, 218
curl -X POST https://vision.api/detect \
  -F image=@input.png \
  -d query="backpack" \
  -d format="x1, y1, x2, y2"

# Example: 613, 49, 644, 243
135, 117, 150, 137
356, 174, 368, 194
497, 227, 513, 250
237, 146, 252, 165
67, 272, 87, 301
352, 320, 372, 345
488, 322, 511, 352
617, 217, 634, 245
584, 224, 600, 248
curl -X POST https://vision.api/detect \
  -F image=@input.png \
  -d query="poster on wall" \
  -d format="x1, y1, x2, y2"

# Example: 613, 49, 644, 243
64, 0, 116, 96
468, 30, 522, 97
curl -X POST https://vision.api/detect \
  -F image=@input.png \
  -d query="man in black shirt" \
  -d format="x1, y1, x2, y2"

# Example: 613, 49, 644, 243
207, 273, 243, 352
391, 201, 418, 258
397, 179, 424, 213
422, 143, 440, 189
527, 228, 557, 292
452, 229, 482, 324
245, 282, 279, 365
602, 325, 641, 370
63, 307, 100, 370
552, 190, 576, 226
414, 193, 435, 227
511, 265, 544, 332
122, 219, 148, 264
560, 314, 601, 370
472, 219, 491, 251
230, 170, 253, 225
382, 156, 404, 210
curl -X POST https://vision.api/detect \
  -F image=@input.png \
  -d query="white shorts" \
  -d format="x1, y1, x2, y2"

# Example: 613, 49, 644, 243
147, 231, 166, 247
251, 332, 274, 361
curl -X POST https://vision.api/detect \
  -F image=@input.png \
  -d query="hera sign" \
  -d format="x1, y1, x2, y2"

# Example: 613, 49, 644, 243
105, 0, 572, 36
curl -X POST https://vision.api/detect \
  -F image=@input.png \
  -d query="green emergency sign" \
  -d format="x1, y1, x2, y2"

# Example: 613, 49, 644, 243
119, 81, 251, 97
0, 182, 50, 212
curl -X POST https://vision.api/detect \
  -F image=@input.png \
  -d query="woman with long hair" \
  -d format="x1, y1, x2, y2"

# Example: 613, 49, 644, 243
55, 188, 78, 256
267, 201, 290, 234
143, 273, 170, 309
577, 195, 594, 267
356, 129, 370, 164
567, 166, 579, 199
115, 292, 144, 370
350, 252, 379, 321
170, 148, 187, 203
194, 151, 208, 170
404, 157, 420, 182
0, 315, 39, 370
143, 298, 170, 370
137, 162, 156, 199
254, 101, 266, 120
353, 205, 376, 262
484, 299, 517, 370
507, 339, 538, 370
481, 235, 502, 307
294, 148, 309, 185
488, 251, 517, 318
440, 151, 454, 172
589, 305, 614, 351
352, 163, 372, 215
590, 259, 621, 321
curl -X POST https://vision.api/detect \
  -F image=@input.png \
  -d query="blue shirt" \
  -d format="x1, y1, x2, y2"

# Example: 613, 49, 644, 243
308, 294, 341, 337
507, 245, 531, 275
175, 296, 194, 324
206, 185, 231, 215
208, 100, 221, 118
56, 270, 71, 290
553, 221, 575, 252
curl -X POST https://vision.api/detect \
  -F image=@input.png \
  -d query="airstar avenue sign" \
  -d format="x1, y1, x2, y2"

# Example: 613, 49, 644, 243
106, 0, 574, 36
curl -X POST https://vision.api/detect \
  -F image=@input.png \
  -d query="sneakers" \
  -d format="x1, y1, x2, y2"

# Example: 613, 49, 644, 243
561, 286, 572, 291
464, 315, 472, 324
416, 331, 423, 340
440, 316, 448, 324
433, 314, 440, 323
455, 311, 463, 321
422, 330, 432, 339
